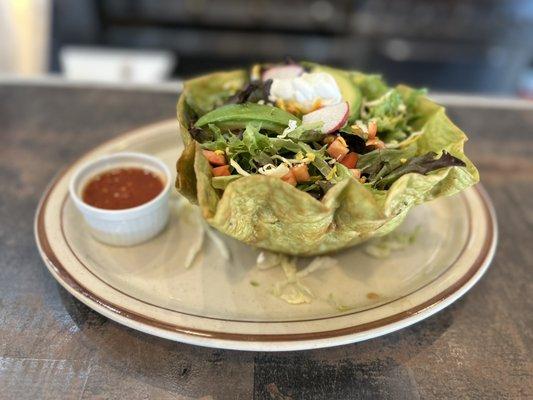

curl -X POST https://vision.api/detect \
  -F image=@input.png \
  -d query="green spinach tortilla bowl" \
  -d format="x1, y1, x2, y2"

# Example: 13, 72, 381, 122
175, 62, 479, 256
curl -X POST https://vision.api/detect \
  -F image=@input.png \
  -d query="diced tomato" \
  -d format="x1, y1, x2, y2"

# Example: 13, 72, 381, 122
291, 164, 311, 183
350, 169, 361, 179
281, 171, 297, 186
212, 165, 231, 177
203, 150, 226, 166
368, 121, 377, 140
327, 138, 349, 160
340, 152, 358, 169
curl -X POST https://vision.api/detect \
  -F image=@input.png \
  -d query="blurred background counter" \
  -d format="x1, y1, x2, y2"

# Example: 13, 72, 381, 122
2, 0, 533, 97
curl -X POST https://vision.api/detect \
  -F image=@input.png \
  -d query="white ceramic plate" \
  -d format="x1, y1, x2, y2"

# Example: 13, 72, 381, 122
35, 120, 497, 351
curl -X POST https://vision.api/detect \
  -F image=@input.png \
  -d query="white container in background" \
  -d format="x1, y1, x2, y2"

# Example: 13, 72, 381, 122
60, 46, 176, 83
69, 152, 172, 246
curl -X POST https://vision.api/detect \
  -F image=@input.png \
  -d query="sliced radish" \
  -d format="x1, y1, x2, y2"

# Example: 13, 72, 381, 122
302, 102, 349, 134
262, 64, 304, 81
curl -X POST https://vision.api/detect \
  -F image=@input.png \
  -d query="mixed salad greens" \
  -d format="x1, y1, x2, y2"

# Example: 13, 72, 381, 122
176, 61, 479, 255
182, 61, 465, 198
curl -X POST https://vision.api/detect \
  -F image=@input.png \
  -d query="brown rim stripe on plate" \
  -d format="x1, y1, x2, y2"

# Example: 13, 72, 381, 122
59, 192, 474, 324
35, 125, 496, 342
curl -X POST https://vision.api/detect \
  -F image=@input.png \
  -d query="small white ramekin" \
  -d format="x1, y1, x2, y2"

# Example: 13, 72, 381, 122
69, 152, 171, 246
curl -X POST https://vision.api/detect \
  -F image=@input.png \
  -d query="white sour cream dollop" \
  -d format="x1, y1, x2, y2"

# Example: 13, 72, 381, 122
269, 72, 342, 113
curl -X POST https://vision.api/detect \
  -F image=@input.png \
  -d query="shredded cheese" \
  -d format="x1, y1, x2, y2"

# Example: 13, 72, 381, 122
272, 154, 313, 166
326, 165, 337, 180
354, 120, 369, 134
230, 159, 250, 176
277, 119, 299, 139
258, 163, 290, 178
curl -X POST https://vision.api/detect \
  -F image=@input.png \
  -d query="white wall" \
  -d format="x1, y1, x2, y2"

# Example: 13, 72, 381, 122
0, 0, 51, 75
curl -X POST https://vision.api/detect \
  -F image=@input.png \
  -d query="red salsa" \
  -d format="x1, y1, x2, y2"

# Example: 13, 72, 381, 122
82, 167, 164, 210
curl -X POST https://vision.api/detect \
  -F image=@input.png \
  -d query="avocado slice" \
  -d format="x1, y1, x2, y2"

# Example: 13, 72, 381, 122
195, 103, 299, 134
302, 62, 362, 123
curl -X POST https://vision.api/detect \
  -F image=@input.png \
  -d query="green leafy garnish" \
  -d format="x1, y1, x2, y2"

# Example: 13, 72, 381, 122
375, 151, 466, 190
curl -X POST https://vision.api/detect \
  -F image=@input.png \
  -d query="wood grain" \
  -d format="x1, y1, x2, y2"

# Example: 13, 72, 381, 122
0, 85, 531, 399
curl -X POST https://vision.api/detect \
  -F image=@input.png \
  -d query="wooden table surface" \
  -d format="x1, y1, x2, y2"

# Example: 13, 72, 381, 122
0, 83, 532, 399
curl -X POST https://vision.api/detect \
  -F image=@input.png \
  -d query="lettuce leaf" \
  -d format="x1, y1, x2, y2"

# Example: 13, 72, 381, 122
375, 151, 466, 190
184, 70, 248, 117
226, 79, 272, 104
